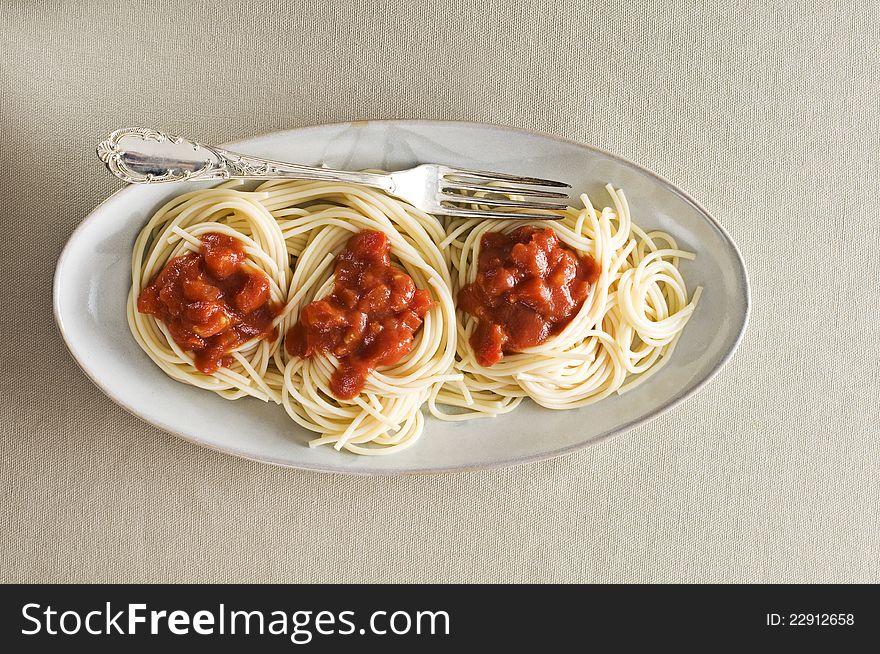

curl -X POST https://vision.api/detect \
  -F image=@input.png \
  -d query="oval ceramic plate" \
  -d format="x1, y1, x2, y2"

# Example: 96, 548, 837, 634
54, 121, 749, 474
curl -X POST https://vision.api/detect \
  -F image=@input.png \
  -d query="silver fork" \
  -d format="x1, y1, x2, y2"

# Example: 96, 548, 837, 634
97, 128, 570, 220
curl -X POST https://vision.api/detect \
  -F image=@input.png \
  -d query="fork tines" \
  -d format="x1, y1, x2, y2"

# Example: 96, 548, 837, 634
439, 166, 572, 220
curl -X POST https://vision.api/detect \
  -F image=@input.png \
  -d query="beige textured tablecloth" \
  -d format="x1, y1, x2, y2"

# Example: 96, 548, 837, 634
2, 1, 878, 583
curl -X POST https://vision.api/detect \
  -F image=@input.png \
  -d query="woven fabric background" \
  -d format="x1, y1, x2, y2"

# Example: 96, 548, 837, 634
2, 0, 878, 583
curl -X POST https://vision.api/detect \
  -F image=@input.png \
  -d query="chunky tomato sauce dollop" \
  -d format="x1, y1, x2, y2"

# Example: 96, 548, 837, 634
137, 233, 279, 374
458, 226, 600, 367
285, 231, 432, 400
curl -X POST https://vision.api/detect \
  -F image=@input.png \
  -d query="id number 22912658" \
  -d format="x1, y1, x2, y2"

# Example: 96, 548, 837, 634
766, 613, 854, 627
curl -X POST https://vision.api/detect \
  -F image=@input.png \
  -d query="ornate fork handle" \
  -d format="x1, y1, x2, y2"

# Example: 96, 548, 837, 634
96, 127, 392, 190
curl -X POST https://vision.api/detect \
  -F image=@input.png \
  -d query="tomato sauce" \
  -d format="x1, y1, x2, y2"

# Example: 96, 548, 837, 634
457, 226, 600, 367
285, 231, 432, 400
137, 233, 279, 374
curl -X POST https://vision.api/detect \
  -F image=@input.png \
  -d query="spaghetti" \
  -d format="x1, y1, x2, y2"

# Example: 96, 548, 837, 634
128, 179, 700, 455
431, 184, 701, 419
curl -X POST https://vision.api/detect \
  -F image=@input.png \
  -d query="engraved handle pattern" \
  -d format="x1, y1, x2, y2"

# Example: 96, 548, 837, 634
96, 127, 391, 189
